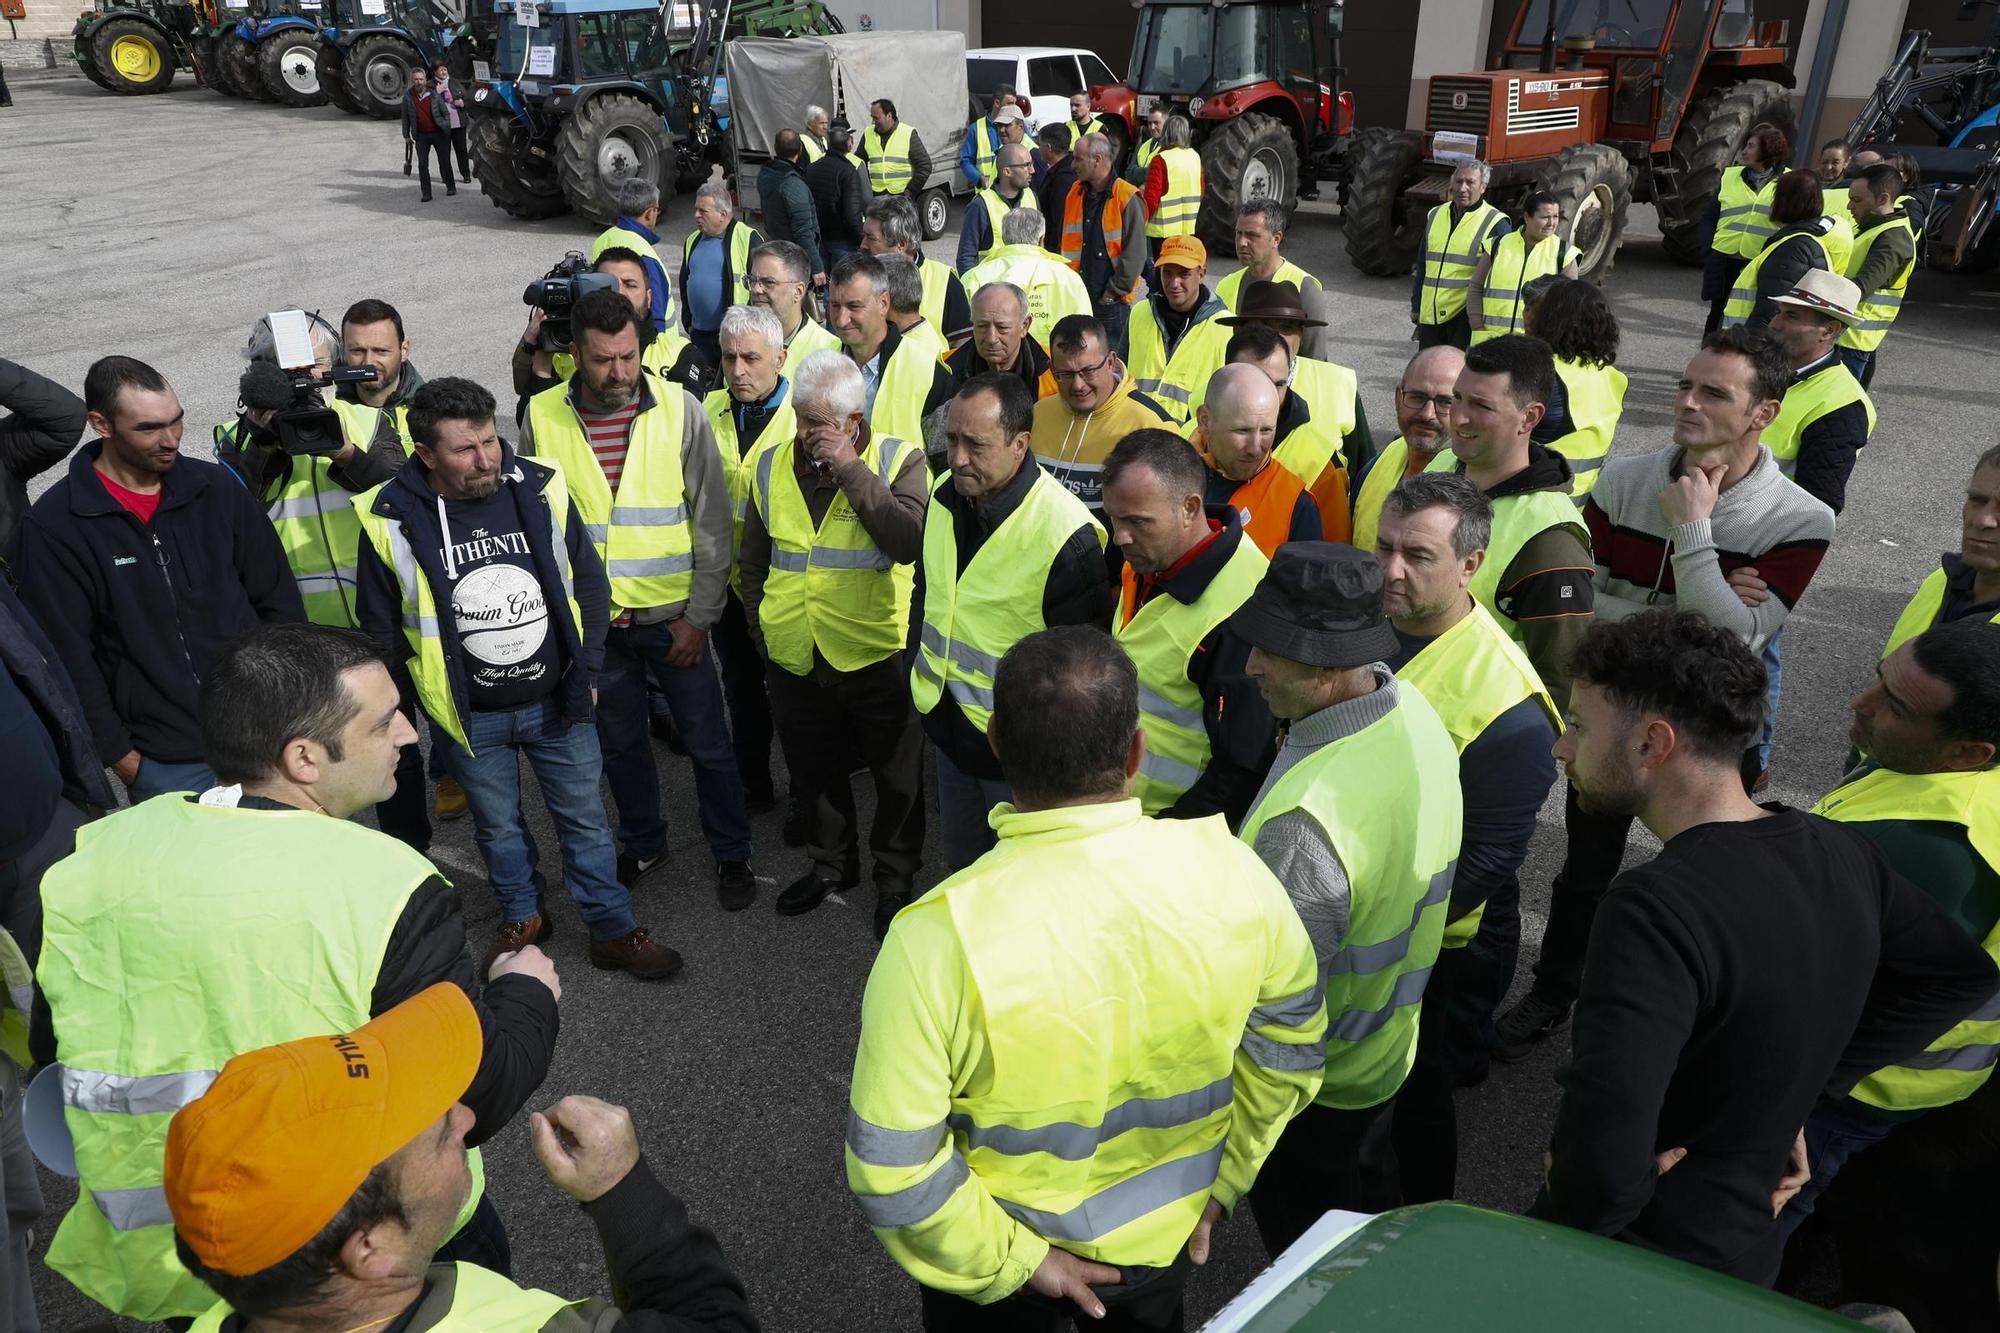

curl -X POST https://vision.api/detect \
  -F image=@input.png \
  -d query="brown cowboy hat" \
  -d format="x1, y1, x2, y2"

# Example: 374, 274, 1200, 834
1216, 278, 1327, 329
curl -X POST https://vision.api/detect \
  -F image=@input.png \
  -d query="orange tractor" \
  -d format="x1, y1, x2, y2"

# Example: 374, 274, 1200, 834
1343, 0, 1796, 282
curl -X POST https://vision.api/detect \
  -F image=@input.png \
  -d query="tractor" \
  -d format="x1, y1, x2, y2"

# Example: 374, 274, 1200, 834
464, 0, 835, 224
1089, 0, 1354, 245
72, 0, 210, 94
211, 0, 332, 105
317, 0, 461, 118
1343, 0, 1797, 284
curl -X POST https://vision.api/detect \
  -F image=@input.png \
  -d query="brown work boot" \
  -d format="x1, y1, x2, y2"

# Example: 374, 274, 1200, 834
482, 912, 552, 978
589, 927, 684, 980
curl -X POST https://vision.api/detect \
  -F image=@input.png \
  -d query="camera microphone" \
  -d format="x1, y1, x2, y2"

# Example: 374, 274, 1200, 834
239, 361, 297, 413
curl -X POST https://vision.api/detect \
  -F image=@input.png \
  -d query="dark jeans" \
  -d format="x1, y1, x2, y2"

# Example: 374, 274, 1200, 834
375, 668, 433, 853
1837, 345, 1877, 388
447, 123, 471, 178
1249, 1097, 1402, 1257
764, 653, 924, 888
1093, 299, 1131, 354
1393, 944, 1485, 1204
412, 130, 454, 196
919, 1253, 1191, 1332
1415, 310, 1471, 350
595, 618, 753, 865
434, 1190, 512, 1278
690, 329, 722, 366
125, 758, 216, 804
935, 748, 1012, 873
1779, 1099, 1899, 1238
710, 589, 775, 796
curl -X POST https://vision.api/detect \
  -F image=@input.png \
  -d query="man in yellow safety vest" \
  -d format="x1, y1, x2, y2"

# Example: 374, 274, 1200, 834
1062, 88, 1103, 149
1764, 271, 1876, 514
339, 297, 425, 461
1351, 345, 1466, 551
680, 181, 765, 367
959, 86, 1017, 190
590, 176, 678, 333
827, 251, 955, 447
1218, 199, 1330, 360
1412, 159, 1507, 350
960, 206, 1094, 334
864, 194, 974, 345
1838, 160, 1920, 389
957, 139, 1037, 272
1878, 445, 2000, 661
1121, 234, 1231, 420
862, 96, 932, 199
749, 239, 844, 364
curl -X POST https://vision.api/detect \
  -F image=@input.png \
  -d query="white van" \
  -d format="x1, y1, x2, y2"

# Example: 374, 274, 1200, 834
966, 46, 1119, 136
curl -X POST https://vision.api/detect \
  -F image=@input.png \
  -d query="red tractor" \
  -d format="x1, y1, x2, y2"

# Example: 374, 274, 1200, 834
1090, 0, 1354, 243
1344, 0, 1795, 282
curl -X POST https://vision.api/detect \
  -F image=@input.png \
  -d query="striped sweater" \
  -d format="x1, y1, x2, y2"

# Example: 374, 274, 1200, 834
1583, 444, 1835, 650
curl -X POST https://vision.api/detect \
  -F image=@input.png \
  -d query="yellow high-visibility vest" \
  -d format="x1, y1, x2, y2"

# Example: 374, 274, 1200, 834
1146, 146, 1203, 238
1840, 214, 1918, 352
1419, 201, 1503, 324
1724, 228, 1833, 325
1474, 230, 1580, 342
1881, 567, 2000, 661
1546, 357, 1627, 502
1762, 360, 1874, 478
863, 122, 916, 195
703, 383, 797, 586
1713, 165, 1781, 257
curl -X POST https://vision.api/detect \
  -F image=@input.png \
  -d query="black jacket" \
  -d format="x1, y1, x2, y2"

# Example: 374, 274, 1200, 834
1787, 351, 1873, 514
914, 455, 1111, 779
0, 580, 115, 828
756, 157, 824, 274
805, 153, 867, 250
15, 444, 304, 766
1741, 219, 1834, 330
354, 445, 610, 733
0, 358, 87, 571
1035, 157, 1078, 249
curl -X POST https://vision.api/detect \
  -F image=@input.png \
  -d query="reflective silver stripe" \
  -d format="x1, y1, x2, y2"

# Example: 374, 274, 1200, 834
1325, 861, 1455, 977
920, 622, 1001, 676
947, 679, 995, 711
950, 1075, 1233, 1161
1898, 1042, 2000, 1073
871, 156, 912, 165
607, 553, 696, 578
811, 546, 893, 570
912, 652, 943, 686
1134, 376, 1165, 394
269, 490, 354, 522
734, 499, 750, 520
1422, 277, 1471, 290
1250, 982, 1323, 1033
1328, 965, 1434, 1043
995, 1141, 1224, 1243
612, 504, 689, 526
1137, 684, 1203, 732
1153, 381, 1193, 406
1239, 1027, 1326, 1071
1137, 748, 1204, 791
1849, 317, 1897, 331
1717, 203, 1761, 220
295, 568, 358, 593
64, 1067, 216, 1116
94, 1185, 175, 1232
877, 436, 909, 485
853, 1151, 969, 1228
755, 442, 779, 521
770, 549, 809, 572
1967, 988, 2000, 1023
584, 522, 609, 544
1483, 287, 1520, 300
1566, 455, 1605, 473
846, 1111, 947, 1168
1866, 292, 1904, 309
379, 523, 431, 641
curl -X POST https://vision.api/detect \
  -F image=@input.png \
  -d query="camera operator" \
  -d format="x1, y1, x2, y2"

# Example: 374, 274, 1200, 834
513, 249, 713, 422
338, 298, 425, 459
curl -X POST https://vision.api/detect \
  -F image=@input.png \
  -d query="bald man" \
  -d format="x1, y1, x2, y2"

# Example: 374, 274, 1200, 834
1192, 364, 1321, 557
1353, 345, 1469, 551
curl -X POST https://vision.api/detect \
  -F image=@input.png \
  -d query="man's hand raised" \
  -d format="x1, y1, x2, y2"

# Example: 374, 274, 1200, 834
530, 1095, 642, 1203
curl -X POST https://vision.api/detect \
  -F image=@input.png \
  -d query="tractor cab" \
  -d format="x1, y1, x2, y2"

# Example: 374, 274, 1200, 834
318, 0, 461, 117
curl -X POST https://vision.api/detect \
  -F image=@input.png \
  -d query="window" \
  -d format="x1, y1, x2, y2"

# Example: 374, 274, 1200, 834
1273, 5, 1316, 82
1211, 4, 1272, 90
1027, 54, 1081, 99
1513, 0, 1674, 51
1132, 5, 1212, 95
967, 56, 1014, 103
1080, 52, 1117, 87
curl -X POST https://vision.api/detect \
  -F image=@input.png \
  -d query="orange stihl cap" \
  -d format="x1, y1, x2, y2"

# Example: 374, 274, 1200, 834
1154, 236, 1207, 270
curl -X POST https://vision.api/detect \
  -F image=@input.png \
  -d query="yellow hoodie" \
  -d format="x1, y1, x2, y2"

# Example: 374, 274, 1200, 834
1029, 361, 1174, 510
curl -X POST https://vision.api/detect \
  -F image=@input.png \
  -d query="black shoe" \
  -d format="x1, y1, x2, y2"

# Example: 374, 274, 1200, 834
420, 192, 433, 202
782, 794, 811, 846
742, 784, 777, 816
717, 860, 756, 911
775, 868, 850, 916
617, 850, 669, 890
874, 885, 911, 939
1492, 994, 1572, 1062
446, 185, 457, 195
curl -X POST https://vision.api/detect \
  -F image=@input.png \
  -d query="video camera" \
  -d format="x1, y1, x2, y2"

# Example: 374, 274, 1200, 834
524, 251, 618, 353
238, 310, 380, 457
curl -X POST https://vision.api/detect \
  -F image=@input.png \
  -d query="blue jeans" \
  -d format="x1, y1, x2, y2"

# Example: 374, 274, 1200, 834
446, 698, 635, 939
1094, 299, 1131, 355
1779, 1098, 1900, 1237
1758, 626, 1783, 771
125, 758, 215, 804
595, 620, 753, 864
935, 748, 1012, 874
1836, 345, 1876, 389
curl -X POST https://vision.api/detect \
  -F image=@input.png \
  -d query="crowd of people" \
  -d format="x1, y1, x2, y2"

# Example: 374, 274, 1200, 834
0, 94, 1993, 1333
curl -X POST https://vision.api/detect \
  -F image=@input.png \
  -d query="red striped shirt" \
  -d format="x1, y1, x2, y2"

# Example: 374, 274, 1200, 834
577, 402, 641, 492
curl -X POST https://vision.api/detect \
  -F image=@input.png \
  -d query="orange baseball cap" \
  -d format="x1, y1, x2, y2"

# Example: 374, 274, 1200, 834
1155, 236, 1207, 270
164, 984, 481, 1277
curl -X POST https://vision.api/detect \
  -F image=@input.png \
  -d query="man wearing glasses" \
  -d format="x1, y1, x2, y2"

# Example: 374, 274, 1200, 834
1351, 345, 1467, 551
749, 241, 843, 362
1028, 314, 1173, 517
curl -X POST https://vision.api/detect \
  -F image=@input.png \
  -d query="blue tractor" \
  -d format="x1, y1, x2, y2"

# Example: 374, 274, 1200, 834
213, 0, 330, 105
316, 0, 461, 118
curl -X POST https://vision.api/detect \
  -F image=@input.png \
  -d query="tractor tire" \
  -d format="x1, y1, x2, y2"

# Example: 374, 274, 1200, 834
75, 38, 118, 91
199, 35, 239, 95
1654, 78, 1791, 266
221, 32, 269, 101
258, 27, 325, 106
91, 19, 175, 94
1342, 126, 1425, 277
1198, 112, 1298, 245
317, 42, 360, 113
1540, 142, 1633, 284
555, 92, 669, 225
470, 108, 569, 220
344, 32, 418, 119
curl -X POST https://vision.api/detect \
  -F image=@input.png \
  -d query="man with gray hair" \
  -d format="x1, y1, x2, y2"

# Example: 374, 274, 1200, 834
957, 140, 1037, 271
591, 176, 675, 333
680, 180, 765, 365
737, 349, 930, 936
1413, 159, 1508, 350
1373, 471, 1560, 1203
961, 206, 1094, 332
802, 105, 830, 161
826, 251, 954, 446
942, 282, 1052, 402
862, 196, 972, 345
1061, 131, 1147, 348
877, 253, 947, 363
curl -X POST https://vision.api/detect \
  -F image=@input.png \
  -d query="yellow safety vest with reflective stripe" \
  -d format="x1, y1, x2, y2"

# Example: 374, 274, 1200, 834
216, 404, 380, 628
863, 122, 916, 194
788, 315, 844, 362
1713, 165, 1781, 257
801, 131, 826, 163
900, 319, 949, 366
1426, 458, 1587, 641
1272, 357, 1358, 488
751, 431, 915, 675
1420, 201, 1503, 324
918, 257, 961, 337
683, 221, 758, 310
1474, 231, 1580, 342
1125, 291, 1231, 421
1881, 568, 2000, 660
1724, 228, 1832, 325
867, 335, 941, 446
1840, 214, 1918, 352
1822, 209, 1855, 273
973, 187, 1015, 262
526, 375, 692, 618
1395, 604, 1560, 947
38, 797, 487, 1322
847, 798, 1323, 1291
1241, 682, 1462, 1108
353, 462, 583, 754
910, 468, 1103, 736
1114, 531, 1267, 812
1146, 146, 1203, 238
1214, 259, 1317, 313
962, 243, 1095, 331
969, 117, 997, 184
1814, 767, 2000, 1111
591, 222, 679, 330
190, 1261, 577, 1332
1763, 360, 1875, 476
1063, 114, 1103, 149
1134, 136, 1160, 171
1547, 357, 1626, 502
1353, 436, 1417, 554
703, 383, 796, 586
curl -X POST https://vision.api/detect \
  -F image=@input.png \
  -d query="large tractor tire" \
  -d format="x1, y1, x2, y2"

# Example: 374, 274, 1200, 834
1541, 142, 1634, 284
91, 18, 176, 94
199, 34, 240, 95
1343, 126, 1425, 277
317, 41, 360, 113
344, 32, 418, 119
471, 108, 569, 220
555, 92, 669, 225
1198, 111, 1298, 245
221, 31, 269, 100
75, 29, 118, 90
1654, 78, 1791, 266
258, 27, 326, 106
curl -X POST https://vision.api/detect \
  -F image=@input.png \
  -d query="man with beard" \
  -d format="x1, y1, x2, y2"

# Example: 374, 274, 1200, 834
1350, 345, 1465, 551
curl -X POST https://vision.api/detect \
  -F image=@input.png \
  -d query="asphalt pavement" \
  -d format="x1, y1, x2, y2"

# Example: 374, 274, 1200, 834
5, 66, 2000, 1331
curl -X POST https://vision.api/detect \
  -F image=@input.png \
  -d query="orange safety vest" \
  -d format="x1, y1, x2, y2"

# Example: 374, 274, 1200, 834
1226, 462, 1307, 559
1060, 179, 1141, 305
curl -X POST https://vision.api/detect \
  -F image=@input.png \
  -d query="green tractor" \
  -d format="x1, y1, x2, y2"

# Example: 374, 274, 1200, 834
464, 0, 836, 223
73, 0, 211, 94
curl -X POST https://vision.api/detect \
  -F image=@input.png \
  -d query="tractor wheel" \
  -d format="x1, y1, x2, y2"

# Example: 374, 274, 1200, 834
470, 108, 569, 220
1342, 126, 1424, 277
1654, 78, 1791, 266
555, 92, 668, 225
344, 32, 417, 119
258, 27, 325, 106
317, 42, 360, 113
1540, 142, 1633, 284
221, 32, 268, 100
199, 35, 239, 94
92, 19, 175, 94
75, 29, 119, 90
1198, 112, 1298, 245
